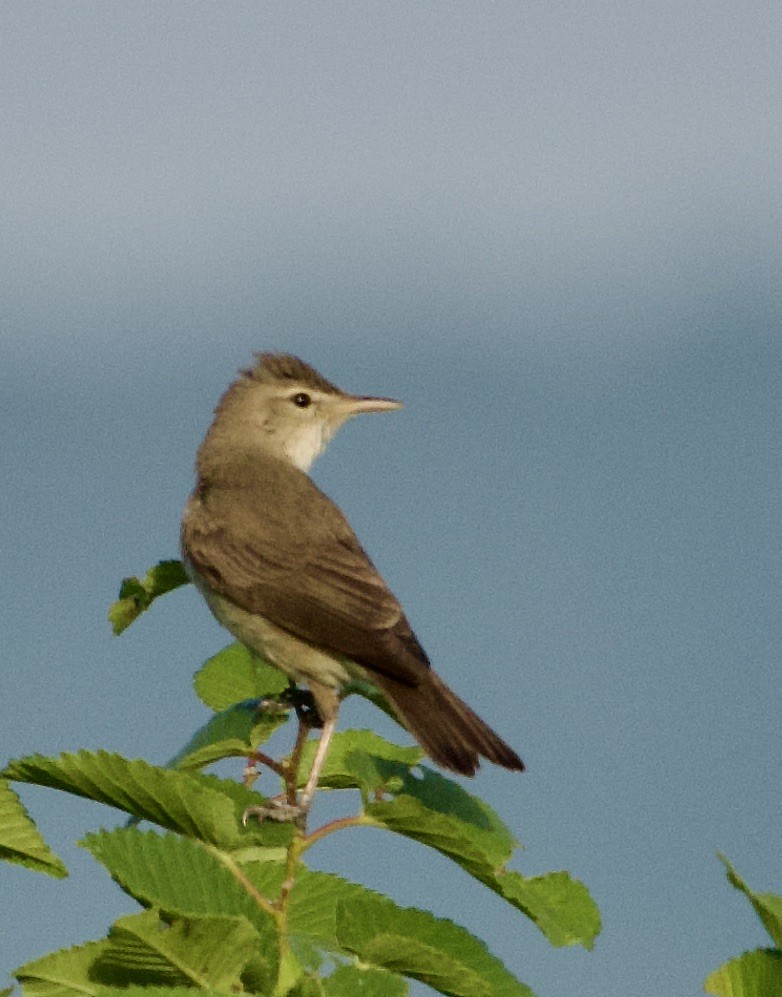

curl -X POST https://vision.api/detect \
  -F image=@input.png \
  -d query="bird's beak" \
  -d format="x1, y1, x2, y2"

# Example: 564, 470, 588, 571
338, 394, 404, 416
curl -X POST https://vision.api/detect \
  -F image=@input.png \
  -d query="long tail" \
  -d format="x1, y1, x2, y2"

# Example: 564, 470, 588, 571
371, 669, 524, 775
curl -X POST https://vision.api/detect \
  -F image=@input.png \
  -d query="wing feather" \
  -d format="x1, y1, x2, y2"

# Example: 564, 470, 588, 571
182, 458, 428, 686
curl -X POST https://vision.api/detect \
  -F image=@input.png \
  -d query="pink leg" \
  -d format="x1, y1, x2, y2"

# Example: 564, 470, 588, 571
300, 717, 336, 809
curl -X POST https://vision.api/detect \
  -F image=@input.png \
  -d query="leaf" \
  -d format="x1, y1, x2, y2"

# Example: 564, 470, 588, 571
495, 870, 601, 949
4, 750, 292, 852
194, 643, 290, 710
296, 729, 596, 952
241, 865, 531, 996
295, 730, 424, 791
704, 949, 782, 997
720, 855, 782, 949
0, 777, 67, 877
99, 909, 260, 990
81, 829, 278, 933
336, 895, 534, 997
15, 939, 112, 997
168, 700, 289, 771
323, 965, 408, 996
365, 766, 517, 867
363, 767, 599, 950
95, 990, 239, 997
108, 561, 189, 635
286, 977, 325, 997
81, 830, 280, 993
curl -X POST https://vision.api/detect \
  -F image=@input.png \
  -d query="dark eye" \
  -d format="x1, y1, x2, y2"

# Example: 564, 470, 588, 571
292, 392, 311, 408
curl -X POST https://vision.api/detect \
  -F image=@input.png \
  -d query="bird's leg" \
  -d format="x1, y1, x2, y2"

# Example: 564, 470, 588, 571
297, 682, 339, 809
299, 716, 336, 810
242, 683, 339, 825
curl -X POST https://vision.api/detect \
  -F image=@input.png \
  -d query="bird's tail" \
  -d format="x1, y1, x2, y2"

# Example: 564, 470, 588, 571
371, 669, 524, 775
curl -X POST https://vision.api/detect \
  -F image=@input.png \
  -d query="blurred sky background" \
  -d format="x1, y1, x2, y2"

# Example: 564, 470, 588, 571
2, 4, 781, 996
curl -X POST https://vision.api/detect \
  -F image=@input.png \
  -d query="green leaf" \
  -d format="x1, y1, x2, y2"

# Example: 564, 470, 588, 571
242, 864, 381, 968
494, 870, 601, 949
168, 700, 289, 771
15, 944, 215, 997
4, 750, 292, 852
363, 766, 599, 950
108, 560, 189, 635
286, 977, 325, 997
15, 940, 112, 997
720, 855, 782, 949
336, 895, 534, 997
240, 865, 530, 996
81, 829, 278, 934
0, 777, 67, 877
284, 869, 371, 962
365, 766, 516, 866
95, 990, 239, 997
81, 830, 280, 993
295, 730, 424, 791
99, 909, 260, 990
194, 643, 290, 710
323, 965, 408, 996
704, 949, 782, 997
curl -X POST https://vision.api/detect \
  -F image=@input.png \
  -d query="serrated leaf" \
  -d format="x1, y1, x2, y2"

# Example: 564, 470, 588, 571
194, 643, 290, 710
295, 730, 423, 791
242, 865, 392, 971
168, 700, 288, 770
15, 939, 112, 997
4, 750, 292, 851
364, 767, 517, 877
286, 869, 374, 959
95, 990, 238, 997
495, 869, 601, 949
108, 561, 189, 635
720, 855, 782, 949
323, 965, 408, 996
240, 865, 530, 996
0, 778, 67, 877
81, 829, 279, 940
286, 977, 325, 997
704, 948, 782, 996
363, 767, 599, 950
336, 895, 533, 997
100, 909, 259, 990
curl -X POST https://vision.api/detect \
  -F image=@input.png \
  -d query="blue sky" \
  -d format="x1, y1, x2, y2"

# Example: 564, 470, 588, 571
2, 4, 781, 995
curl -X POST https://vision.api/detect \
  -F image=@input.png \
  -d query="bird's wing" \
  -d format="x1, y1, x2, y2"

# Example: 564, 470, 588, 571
182, 467, 429, 686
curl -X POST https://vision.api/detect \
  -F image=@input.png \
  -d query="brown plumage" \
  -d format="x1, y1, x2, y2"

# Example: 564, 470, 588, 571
182, 353, 523, 791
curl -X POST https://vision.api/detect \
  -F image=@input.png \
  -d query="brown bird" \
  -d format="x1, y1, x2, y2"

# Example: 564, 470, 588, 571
182, 353, 523, 810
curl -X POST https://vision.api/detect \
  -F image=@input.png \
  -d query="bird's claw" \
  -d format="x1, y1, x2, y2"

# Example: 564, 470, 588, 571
242, 800, 306, 824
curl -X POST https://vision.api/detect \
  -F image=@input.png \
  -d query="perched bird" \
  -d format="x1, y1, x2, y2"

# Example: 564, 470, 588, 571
182, 353, 523, 809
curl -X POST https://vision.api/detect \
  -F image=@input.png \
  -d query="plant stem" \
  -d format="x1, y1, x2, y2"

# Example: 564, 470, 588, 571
302, 814, 369, 851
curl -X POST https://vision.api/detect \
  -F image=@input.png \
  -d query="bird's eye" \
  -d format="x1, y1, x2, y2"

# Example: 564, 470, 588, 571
292, 392, 312, 408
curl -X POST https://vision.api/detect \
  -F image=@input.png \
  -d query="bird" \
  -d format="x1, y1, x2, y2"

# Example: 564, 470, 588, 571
181, 353, 524, 811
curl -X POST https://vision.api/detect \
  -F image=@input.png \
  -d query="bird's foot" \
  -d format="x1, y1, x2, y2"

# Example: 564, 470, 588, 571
253, 690, 321, 726
242, 799, 306, 825
255, 697, 290, 716
285, 689, 324, 728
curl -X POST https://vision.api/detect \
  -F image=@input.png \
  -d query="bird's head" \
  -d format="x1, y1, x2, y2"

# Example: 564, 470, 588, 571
203, 352, 403, 472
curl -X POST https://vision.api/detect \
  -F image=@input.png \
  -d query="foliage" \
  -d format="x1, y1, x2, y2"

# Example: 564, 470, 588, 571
1, 561, 601, 997
704, 857, 782, 996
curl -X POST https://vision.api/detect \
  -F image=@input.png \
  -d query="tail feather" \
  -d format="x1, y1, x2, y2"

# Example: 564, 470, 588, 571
371, 670, 524, 776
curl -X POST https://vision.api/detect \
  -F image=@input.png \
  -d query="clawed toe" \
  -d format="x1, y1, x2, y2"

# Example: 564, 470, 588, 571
242, 800, 306, 824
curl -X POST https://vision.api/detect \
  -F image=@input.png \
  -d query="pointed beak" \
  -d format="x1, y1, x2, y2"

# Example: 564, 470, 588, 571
338, 394, 404, 416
